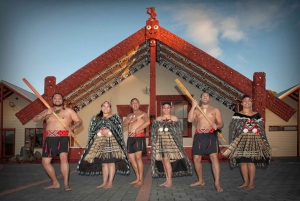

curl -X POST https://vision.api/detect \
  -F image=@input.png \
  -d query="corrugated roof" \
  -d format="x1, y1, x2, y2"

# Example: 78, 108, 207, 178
276, 83, 300, 100
0, 80, 36, 102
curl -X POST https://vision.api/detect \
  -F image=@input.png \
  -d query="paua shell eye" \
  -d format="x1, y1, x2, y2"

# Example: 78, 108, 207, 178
153, 25, 159, 29
146, 25, 151, 30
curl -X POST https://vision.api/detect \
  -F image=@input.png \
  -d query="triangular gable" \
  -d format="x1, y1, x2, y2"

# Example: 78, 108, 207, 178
16, 11, 296, 124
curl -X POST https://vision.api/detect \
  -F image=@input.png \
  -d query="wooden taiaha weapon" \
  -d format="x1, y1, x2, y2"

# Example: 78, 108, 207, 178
23, 78, 81, 146
175, 79, 226, 143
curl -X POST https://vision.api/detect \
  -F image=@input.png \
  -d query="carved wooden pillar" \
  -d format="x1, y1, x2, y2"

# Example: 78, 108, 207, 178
252, 72, 266, 122
146, 7, 160, 146
149, 39, 156, 145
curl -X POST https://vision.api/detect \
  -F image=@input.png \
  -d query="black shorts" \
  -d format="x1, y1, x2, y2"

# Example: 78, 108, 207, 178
192, 132, 218, 155
127, 137, 146, 154
42, 137, 69, 157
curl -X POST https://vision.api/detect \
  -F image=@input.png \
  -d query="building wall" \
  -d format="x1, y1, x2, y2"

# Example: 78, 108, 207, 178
265, 96, 298, 157
74, 64, 234, 151
3, 94, 42, 156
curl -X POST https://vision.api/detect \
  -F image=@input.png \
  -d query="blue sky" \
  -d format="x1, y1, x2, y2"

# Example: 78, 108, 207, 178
1, 0, 299, 95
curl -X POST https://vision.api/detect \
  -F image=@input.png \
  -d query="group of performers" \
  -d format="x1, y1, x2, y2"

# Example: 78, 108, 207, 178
35, 92, 271, 192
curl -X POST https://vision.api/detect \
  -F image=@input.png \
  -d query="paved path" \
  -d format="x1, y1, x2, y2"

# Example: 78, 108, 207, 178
0, 158, 300, 201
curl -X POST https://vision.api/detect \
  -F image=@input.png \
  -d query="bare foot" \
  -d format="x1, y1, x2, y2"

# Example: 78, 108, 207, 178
44, 182, 60, 189
163, 182, 172, 187
64, 185, 72, 192
134, 180, 144, 187
190, 181, 205, 187
129, 179, 139, 185
96, 183, 107, 188
245, 185, 254, 190
237, 183, 248, 189
103, 184, 113, 189
215, 184, 223, 193
159, 182, 167, 186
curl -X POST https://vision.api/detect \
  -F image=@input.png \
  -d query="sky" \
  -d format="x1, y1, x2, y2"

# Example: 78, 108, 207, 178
0, 0, 299, 95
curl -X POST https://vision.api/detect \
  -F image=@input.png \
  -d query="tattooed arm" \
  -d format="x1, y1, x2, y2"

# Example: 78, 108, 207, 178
33, 108, 52, 122
69, 121, 83, 131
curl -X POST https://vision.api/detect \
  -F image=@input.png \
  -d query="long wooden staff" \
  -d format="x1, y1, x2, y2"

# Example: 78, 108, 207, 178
23, 78, 81, 146
175, 79, 226, 143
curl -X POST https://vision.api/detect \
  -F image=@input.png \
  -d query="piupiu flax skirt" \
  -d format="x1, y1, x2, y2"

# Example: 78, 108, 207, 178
84, 135, 125, 164
223, 133, 272, 167
155, 131, 183, 161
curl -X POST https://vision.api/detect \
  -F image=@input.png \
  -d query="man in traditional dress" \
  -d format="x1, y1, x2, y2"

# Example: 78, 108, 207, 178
188, 92, 224, 192
33, 93, 83, 191
123, 98, 150, 187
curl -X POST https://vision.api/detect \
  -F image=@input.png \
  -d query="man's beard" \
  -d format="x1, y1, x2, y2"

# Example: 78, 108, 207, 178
53, 103, 63, 107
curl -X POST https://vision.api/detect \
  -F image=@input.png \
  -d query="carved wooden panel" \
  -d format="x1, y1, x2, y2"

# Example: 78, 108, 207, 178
265, 91, 296, 122
159, 27, 252, 96
252, 72, 266, 121
16, 29, 147, 124
15, 77, 57, 124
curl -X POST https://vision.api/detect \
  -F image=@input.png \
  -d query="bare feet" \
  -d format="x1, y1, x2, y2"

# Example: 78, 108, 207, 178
96, 183, 107, 188
129, 179, 139, 185
237, 183, 248, 189
103, 184, 113, 189
245, 185, 254, 190
64, 185, 72, 192
44, 182, 60, 189
190, 181, 205, 187
134, 180, 144, 187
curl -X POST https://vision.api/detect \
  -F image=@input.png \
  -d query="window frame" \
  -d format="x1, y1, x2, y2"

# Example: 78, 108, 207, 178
156, 95, 192, 137
268, 125, 297, 132
24, 128, 44, 148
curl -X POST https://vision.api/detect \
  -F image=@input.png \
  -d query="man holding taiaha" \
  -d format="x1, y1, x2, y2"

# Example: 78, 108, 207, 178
33, 93, 83, 191
123, 98, 150, 187
188, 92, 224, 192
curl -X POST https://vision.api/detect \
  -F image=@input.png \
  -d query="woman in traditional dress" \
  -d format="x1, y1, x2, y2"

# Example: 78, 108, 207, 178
223, 95, 272, 190
151, 102, 193, 187
77, 101, 130, 189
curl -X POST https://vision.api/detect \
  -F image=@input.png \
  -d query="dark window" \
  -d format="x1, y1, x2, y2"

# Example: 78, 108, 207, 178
25, 128, 43, 148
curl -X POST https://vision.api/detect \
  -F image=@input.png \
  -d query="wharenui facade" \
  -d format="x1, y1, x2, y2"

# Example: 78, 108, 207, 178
10, 8, 297, 159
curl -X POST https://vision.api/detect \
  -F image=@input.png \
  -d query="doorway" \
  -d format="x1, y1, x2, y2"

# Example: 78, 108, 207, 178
2, 129, 15, 157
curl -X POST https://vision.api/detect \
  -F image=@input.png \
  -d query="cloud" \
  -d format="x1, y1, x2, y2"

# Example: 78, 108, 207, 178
165, 0, 296, 59
168, 4, 223, 58
237, 54, 247, 63
220, 17, 245, 42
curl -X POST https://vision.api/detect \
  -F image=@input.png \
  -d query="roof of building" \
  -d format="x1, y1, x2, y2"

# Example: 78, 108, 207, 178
276, 83, 300, 101
15, 8, 296, 124
0, 80, 36, 103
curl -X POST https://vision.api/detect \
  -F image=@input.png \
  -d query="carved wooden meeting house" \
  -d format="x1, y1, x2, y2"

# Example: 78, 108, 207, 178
12, 8, 298, 160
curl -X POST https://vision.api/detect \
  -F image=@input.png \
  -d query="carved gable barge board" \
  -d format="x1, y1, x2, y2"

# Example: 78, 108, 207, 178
16, 28, 147, 124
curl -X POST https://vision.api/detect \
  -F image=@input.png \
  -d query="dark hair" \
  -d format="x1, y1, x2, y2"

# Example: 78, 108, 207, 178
52, 93, 63, 100
162, 102, 172, 106
200, 92, 210, 98
130, 98, 139, 104
242, 94, 252, 100
96, 101, 111, 119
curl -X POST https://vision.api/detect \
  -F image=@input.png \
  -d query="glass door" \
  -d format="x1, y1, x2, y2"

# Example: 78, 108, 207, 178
2, 129, 15, 157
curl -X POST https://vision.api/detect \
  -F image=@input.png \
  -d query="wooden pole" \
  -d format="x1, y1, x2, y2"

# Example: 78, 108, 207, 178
23, 78, 81, 146
175, 79, 226, 143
